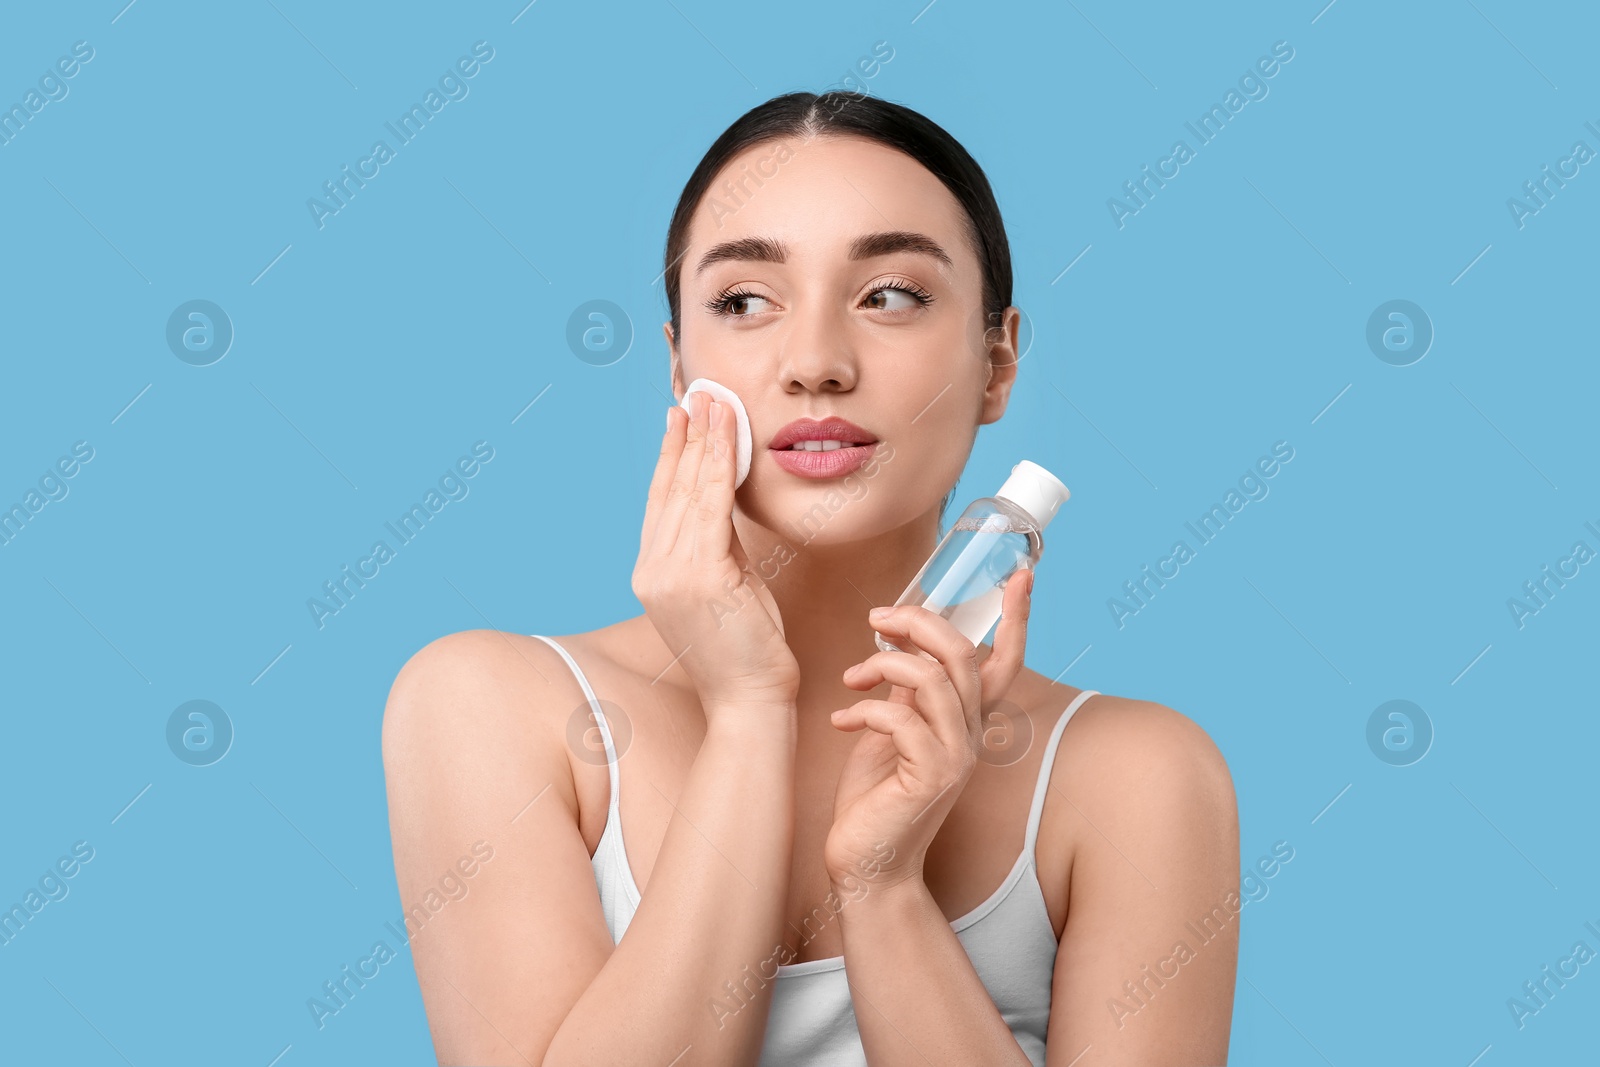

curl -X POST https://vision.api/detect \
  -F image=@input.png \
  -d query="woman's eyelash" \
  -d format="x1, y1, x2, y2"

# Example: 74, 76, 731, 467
874, 279, 936, 307
702, 281, 936, 316
702, 287, 765, 315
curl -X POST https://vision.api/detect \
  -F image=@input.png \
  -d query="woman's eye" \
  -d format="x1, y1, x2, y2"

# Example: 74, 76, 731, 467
727, 293, 772, 316
863, 284, 934, 312
704, 290, 773, 317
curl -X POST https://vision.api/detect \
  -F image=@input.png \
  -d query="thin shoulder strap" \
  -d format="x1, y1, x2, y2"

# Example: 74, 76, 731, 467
1024, 689, 1099, 858
528, 634, 619, 818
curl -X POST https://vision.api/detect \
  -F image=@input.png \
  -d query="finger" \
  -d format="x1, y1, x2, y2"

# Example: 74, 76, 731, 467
866, 605, 982, 729
654, 391, 712, 556
842, 648, 966, 752
872, 629, 947, 705
980, 569, 1033, 704
641, 404, 689, 558
830, 698, 943, 771
874, 627, 932, 662
692, 400, 737, 562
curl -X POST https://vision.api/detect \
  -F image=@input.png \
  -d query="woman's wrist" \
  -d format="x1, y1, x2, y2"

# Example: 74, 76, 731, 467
833, 867, 932, 928
702, 698, 798, 744
828, 852, 922, 899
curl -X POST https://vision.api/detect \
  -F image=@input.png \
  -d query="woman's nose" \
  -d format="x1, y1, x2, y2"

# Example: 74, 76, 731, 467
776, 307, 858, 393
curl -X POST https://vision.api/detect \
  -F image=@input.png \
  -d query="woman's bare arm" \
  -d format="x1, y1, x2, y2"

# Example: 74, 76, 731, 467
832, 874, 1038, 1064
382, 628, 798, 1066
1042, 697, 1240, 1065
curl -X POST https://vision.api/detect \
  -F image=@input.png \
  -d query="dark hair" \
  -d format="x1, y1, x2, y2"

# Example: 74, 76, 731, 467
662, 90, 1014, 524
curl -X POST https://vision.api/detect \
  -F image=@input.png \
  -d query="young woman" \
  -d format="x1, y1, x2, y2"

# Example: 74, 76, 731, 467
383, 91, 1239, 1066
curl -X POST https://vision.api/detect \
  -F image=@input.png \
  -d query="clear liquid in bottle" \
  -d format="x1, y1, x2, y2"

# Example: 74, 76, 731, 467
875, 460, 1070, 655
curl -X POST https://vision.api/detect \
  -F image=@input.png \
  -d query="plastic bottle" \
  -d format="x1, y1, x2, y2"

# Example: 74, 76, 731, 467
874, 460, 1071, 655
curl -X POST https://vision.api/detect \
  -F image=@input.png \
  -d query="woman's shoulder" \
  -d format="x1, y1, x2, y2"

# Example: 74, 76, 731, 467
382, 618, 656, 749
390, 613, 644, 682
380, 624, 624, 808
1018, 671, 1235, 812
387, 626, 571, 705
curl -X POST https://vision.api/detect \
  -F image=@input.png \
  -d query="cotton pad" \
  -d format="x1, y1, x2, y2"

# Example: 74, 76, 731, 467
681, 378, 753, 488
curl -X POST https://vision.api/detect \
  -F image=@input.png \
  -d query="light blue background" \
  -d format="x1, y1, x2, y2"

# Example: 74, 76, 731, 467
2, 1, 1596, 1063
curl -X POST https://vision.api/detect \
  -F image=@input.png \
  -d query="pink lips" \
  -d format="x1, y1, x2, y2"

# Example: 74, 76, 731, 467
768, 415, 877, 451
766, 415, 879, 479
770, 443, 878, 479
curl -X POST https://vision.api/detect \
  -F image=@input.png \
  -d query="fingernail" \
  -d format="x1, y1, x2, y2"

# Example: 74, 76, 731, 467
869, 606, 891, 620
1025, 573, 1033, 598
666, 406, 675, 432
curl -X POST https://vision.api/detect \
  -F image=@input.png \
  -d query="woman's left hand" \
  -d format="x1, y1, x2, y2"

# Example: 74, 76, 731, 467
824, 567, 1035, 889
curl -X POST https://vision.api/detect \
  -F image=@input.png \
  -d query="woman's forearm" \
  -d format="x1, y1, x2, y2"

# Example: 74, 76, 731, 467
835, 875, 1033, 1066
542, 706, 797, 1066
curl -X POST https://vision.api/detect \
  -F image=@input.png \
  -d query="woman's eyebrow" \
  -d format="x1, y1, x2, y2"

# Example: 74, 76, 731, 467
693, 231, 953, 276
850, 230, 953, 269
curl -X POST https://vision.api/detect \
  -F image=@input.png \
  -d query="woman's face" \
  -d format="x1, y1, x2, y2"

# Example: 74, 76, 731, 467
667, 133, 1018, 543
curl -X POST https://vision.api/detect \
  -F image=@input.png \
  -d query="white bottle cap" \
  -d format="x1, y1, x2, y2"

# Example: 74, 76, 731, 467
681, 378, 752, 487
995, 460, 1070, 530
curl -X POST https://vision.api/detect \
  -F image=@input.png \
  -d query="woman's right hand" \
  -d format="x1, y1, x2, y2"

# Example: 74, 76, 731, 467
633, 391, 800, 719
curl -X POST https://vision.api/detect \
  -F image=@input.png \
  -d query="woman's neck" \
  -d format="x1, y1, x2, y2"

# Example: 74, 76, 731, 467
732, 508, 940, 698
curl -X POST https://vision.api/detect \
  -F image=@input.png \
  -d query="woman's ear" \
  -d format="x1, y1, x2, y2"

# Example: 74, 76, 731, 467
663, 322, 685, 403
978, 306, 1021, 425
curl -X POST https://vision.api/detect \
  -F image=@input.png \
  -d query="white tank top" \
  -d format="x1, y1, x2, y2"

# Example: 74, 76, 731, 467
531, 633, 1098, 1066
